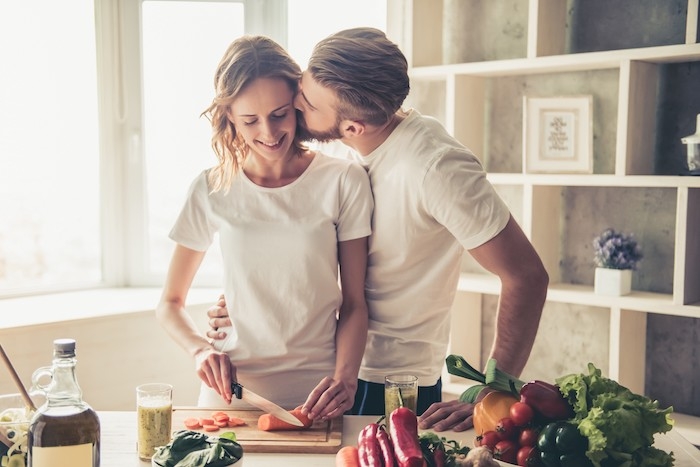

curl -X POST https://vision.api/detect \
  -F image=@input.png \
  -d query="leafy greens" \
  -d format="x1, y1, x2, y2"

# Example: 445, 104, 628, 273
555, 363, 674, 467
152, 429, 243, 467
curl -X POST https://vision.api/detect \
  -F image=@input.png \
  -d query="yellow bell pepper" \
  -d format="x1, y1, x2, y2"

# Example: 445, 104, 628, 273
472, 390, 518, 435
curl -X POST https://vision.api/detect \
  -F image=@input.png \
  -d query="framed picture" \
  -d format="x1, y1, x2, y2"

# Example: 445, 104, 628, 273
523, 96, 593, 173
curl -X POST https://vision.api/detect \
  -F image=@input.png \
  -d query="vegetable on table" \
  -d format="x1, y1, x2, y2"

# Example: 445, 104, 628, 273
461, 446, 499, 467
445, 356, 524, 403
419, 431, 469, 467
537, 420, 591, 467
376, 424, 397, 467
474, 430, 500, 451
388, 407, 423, 467
516, 445, 538, 467
493, 439, 518, 464
519, 380, 573, 422
257, 409, 312, 431
152, 429, 243, 467
182, 412, 247, 433
336, 445, 361, 467
357, 422, 383, 467
472, 391, 519, 435
509, 401, 535, 427
555, 363, 674, 467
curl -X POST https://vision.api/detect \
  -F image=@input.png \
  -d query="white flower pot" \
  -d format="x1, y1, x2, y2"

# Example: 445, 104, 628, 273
594, 267, 632, 296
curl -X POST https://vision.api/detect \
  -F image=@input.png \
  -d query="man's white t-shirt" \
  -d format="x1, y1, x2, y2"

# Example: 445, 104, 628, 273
169, 152, 373, 408
348, 109, 510, 386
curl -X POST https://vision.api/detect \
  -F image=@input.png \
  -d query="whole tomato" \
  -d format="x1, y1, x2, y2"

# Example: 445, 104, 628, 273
517, 445, 539, 466
519, 427, 540, 447
494, 439, 518, 464
510, 401, 535, 427
496, 417, 519, 440
475, 430, 500, 451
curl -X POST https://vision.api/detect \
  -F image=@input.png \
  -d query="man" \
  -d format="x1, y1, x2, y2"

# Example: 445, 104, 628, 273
207, 27, 548, 432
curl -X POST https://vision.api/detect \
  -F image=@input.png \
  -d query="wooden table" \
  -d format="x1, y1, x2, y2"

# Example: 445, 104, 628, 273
99, 411, 700, 466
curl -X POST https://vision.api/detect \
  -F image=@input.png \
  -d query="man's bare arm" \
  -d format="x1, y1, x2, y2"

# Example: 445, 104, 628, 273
419, 216, 548, 431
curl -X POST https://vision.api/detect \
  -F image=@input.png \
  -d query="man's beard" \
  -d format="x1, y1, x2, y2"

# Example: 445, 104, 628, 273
296, 111, 343, 143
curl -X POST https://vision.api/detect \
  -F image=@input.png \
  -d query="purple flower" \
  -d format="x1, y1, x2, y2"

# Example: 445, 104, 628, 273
593, 228, 643, 270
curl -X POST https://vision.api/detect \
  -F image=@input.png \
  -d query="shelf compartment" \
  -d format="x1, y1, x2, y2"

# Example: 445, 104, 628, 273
675, 187, 700, 305
566, 0, 690, 54
656, 60, 700, 175
492, 69, 618, 174
411, 70, 621, 175
645, 312, 700, 419
443, 0, 529, 64
527, 185, 677, 294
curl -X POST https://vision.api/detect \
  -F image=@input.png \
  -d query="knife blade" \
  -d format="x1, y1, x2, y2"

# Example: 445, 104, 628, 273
231, 382, 304, 427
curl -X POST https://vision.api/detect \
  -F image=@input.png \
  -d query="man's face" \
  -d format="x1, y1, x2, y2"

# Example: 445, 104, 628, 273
294, 71, 343, 143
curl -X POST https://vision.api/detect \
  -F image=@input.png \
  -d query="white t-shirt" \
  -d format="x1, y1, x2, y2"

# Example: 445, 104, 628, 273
349, 109, 510, 386
169, 152, 373, 408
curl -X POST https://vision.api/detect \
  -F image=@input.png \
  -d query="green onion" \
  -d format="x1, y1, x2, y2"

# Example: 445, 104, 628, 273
446, 355, 525, 401
484, 358, 525, 395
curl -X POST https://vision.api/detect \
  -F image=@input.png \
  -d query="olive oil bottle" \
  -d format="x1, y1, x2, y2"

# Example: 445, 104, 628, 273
28, 338, 100, 467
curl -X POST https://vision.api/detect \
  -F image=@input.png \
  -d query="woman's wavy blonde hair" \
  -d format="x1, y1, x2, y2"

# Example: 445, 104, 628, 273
202, 35, 307, 193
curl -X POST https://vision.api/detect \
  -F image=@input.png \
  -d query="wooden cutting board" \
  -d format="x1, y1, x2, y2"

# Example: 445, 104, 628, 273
171, 407, 342, 454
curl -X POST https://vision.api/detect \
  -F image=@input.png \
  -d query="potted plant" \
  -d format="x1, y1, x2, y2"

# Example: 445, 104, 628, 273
592, 228, 643, 296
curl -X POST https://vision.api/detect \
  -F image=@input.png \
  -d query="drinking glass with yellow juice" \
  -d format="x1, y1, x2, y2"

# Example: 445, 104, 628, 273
384, 375, 417, 432
136, 383, 172, 461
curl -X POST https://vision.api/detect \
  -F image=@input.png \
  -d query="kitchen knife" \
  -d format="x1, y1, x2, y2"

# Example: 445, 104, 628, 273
231, 382, 304, 427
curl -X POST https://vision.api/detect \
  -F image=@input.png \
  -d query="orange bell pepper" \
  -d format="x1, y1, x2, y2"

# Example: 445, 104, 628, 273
472, 390, 519, 435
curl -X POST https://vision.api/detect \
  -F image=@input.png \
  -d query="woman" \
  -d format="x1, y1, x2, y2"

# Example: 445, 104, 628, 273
156, 35, 373, 421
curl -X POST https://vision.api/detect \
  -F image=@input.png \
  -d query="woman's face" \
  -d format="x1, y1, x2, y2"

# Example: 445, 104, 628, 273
229, 77, 297, 162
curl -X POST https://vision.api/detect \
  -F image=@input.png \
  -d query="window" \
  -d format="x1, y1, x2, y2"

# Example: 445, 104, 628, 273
0, 0, 387, 298
141, 1, 246, 284
0, 1, 101, 295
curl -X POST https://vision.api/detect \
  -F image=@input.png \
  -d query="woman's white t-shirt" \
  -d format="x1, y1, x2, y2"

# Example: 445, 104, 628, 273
169, 152, 373, 408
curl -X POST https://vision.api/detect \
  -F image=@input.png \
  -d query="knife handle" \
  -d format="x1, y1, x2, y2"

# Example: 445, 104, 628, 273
232, 382, 243, 400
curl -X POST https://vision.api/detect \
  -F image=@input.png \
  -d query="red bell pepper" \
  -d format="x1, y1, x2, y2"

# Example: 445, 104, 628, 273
358, 422, 383, 467
519, 380, 574, 421
376, 424, 397, 467
388, 407, 423, 467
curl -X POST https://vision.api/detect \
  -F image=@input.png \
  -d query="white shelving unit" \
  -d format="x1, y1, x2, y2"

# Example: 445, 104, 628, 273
388, 0, 700, 444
